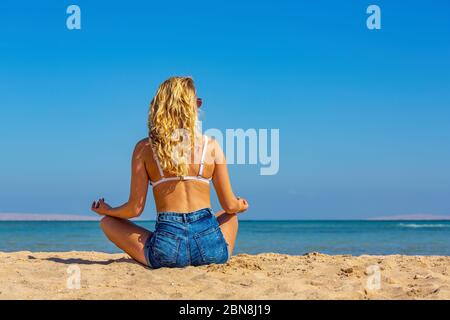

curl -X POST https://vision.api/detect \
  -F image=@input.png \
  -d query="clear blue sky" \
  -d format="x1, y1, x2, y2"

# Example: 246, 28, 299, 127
0, 1, 449, 219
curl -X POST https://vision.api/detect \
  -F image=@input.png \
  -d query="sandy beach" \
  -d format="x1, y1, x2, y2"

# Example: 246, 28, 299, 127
0, 251, 449, 300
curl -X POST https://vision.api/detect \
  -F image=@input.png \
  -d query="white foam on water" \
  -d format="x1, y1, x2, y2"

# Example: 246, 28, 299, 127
398, 223, 449, 228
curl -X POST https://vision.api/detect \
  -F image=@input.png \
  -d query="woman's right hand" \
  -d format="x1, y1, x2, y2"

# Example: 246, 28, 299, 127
237, 198, 249, 213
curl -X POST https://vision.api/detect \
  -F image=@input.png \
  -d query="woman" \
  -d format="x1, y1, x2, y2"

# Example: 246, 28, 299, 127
91, 76, 249, 268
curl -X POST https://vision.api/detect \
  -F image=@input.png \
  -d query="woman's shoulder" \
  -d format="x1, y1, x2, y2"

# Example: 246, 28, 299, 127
133, 137, 152, 155
203, 135, 224, 163
206, 135, 222, 149
136, 137, 151, 147
204, 135, 218, 146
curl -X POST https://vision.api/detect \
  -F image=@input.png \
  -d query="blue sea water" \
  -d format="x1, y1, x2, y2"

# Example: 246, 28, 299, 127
0, 220, 449, 255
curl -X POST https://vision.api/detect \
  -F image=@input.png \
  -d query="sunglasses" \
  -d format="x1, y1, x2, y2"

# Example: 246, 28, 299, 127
197, 98, 203, 108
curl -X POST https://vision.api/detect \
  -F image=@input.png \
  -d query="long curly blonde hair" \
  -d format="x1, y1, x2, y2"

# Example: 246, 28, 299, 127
148, 76, 198, 176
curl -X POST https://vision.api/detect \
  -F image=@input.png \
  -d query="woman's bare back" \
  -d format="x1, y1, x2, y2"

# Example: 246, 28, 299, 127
142, 136, 215, 213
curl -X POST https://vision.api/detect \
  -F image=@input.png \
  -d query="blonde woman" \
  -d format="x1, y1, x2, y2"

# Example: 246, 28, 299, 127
91, 77, 249, 268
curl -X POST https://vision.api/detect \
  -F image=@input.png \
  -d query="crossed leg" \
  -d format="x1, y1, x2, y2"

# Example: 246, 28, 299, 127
99, 216, 152, 266
215, 210, 239, 257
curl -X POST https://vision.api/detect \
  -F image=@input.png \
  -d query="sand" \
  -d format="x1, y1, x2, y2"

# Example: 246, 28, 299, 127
0, 251, 449, 300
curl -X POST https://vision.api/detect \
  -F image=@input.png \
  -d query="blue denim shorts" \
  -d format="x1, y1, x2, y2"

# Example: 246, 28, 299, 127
144, 208, 229, 268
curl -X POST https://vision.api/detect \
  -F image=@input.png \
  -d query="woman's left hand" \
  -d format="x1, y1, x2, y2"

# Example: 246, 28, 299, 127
91, 198, 112, 216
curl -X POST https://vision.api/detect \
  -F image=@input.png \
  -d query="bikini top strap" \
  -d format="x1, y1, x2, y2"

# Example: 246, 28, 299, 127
198, 135, 209, 177
150, 140, 164, 179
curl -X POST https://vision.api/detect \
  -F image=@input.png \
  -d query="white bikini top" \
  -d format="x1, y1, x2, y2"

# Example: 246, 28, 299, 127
150, 136, 211, 188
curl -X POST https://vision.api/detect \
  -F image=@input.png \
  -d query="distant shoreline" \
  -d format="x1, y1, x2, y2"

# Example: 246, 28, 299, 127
1, 216, 450, 222
1, 212, 450, 221
0, 214, 100, 221
366, 214, 450, 221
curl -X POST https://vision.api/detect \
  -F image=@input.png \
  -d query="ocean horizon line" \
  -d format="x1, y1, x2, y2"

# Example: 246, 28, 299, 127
1, 212, 450, 221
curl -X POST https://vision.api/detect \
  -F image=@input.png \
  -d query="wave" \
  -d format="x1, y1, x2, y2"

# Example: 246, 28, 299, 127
398, 223, 450, 229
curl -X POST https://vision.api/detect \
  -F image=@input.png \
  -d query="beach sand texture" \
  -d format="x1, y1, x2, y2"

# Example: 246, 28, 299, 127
1, 251, 449, 299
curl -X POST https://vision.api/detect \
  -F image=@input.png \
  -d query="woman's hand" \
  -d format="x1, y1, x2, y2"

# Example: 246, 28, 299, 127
91, 198, 112, 216
237, 198, 249, 213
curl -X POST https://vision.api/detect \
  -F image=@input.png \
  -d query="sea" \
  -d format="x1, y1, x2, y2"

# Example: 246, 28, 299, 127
1, 220, 449, 255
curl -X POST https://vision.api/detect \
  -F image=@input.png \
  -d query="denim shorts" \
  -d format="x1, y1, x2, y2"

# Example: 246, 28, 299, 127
144, 208, 229, 268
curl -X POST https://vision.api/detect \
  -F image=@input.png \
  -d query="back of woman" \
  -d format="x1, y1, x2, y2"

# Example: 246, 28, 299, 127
146, 134, 213, 214
91, 76, 249, 269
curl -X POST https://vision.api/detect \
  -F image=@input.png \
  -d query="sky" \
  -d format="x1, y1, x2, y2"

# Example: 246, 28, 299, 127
0, 0, 449, 220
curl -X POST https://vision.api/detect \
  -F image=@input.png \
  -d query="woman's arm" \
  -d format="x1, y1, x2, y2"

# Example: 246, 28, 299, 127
211, 139, 249, 214
91, 139, 149, 219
